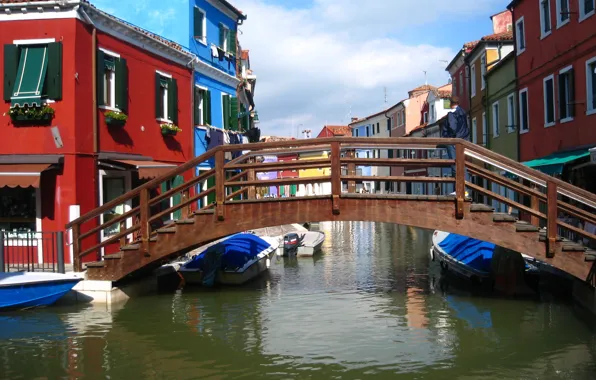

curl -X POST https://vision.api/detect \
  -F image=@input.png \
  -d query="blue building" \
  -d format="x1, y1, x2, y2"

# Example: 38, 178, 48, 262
348, 124, 373, 193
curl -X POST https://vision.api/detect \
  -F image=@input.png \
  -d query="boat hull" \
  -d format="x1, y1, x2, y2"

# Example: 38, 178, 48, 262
180, 253, 271, 286
296, 231, 325, 257
0, 273, 82, 311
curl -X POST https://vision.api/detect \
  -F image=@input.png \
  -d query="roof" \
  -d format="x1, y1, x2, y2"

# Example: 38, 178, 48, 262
409, 84, 437, 93
260, 136, 296, 142
490, 9, 511, 20
321, 125, 351, 136
446, 40, 480, 71
466, 31, 514, 61
217, 0, 247, 20
507, 0, 522, 10
349, 108, 391, 125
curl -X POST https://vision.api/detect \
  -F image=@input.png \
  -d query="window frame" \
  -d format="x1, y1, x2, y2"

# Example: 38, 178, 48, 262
519, 88, 530, 134
194, 84, 207, 125
507, 93, 516, 133
556, 0, 571, 28
515, 17, 526, 55
221, 24, 230, 51
579, 0, 596, 22
492, 102, 500, 138
470, 64, 476, 97
543, 74, 556, 127
587, 56, 596, 115
0, 186, 42, 247
540, 0, 552, 39
482, 112, 488, 146
430, 103, 435, 121
98, 48, 120, 111
194, 6, 207, 45
559, 65, 574, 123
423, 111, 428, 124
98, 169, 132, 247
156, 70, 173, 122
481, 53, 487, 90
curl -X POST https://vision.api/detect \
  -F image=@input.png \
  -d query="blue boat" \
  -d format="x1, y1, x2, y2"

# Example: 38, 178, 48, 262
0, 272, 82, 311
179, 233, 280, 287
430, 231, 539, 286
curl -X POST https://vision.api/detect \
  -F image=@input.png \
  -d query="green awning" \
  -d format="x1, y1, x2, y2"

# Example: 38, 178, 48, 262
523, 149, 590, 175
11, 45, 49, 107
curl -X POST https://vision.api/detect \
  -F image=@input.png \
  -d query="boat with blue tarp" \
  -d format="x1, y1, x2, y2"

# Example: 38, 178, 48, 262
0, 272, 82, 311
178, 233, 280, 287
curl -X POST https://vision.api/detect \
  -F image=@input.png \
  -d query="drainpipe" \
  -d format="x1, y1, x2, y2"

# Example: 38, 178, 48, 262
80, 7, 98, 153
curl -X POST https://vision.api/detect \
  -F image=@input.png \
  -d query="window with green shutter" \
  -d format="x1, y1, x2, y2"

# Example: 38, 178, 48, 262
97, 49, 127, 112
222, 94, 230, 129
228, 29, 236, 55
4, 42, 62, 106
204, 90, 212, 125
194, 86, 203, 126
219, 23, 229, 51
193, 7, 206, 42
229, 96, 238, 131
154, 72, 177, 122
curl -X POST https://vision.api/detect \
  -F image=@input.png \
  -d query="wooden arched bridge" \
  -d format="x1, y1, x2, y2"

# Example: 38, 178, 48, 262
66, 138, 596, 285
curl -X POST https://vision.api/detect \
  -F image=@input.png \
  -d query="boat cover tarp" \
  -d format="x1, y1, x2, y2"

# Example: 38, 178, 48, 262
184, 233, 271, 271
438, 233, 494, 273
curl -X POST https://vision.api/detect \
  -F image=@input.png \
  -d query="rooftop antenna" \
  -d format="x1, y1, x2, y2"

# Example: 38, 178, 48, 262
384, 87, 387, 104
423, 70, 428, 86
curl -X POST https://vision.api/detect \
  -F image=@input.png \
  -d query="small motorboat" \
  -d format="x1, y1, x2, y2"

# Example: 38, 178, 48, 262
430, 231, 539, 287
178, 233, 279, 287
0, 272, 82, 311
280, 231, 325, 257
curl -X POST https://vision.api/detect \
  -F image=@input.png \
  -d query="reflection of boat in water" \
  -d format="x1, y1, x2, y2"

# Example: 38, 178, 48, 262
0, 272, 82, 311
0, 312, 68, 340
280, 231, 325, 257
430, 231, 539, 290
179, 233, 279, 286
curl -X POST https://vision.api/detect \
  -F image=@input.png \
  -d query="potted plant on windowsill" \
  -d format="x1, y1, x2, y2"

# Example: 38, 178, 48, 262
105, 110, 128, 127
7, 105, 55, 125
160, 123, 182, 137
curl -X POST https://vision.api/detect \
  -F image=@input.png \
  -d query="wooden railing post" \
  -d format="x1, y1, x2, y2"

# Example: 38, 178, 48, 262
347, 149, 356, 194
181, 189, 190, 218
547, 180, 558, 258
72, 224, 81, 272
331, 142, 341, 214
455, 143, 465, 219
530, 194, 539, 227
247, 168, 256, 199
215, 150, 225, 221
139, 188, 150, 254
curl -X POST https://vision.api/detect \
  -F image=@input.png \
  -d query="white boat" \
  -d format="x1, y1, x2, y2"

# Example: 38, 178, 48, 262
281, 231, 325, 257
178, 233, 279, 287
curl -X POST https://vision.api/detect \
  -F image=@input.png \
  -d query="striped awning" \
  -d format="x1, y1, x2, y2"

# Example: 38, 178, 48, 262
11, 45, 49, 108
0, 164, 51, 188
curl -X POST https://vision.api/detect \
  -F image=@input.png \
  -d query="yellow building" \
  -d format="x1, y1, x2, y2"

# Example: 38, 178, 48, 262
297, 151, 331, 196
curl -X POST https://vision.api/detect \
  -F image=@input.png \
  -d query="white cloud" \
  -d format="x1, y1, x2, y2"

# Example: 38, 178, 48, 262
234, 0, 503, 137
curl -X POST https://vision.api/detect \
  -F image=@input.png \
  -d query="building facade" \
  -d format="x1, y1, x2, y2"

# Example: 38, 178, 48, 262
0, 1, 194, 262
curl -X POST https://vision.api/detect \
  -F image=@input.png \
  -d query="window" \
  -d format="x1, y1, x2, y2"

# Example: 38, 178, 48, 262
580, 0, 595, 21
0, 187, 37, 237
3, 40, 62, 107
558, 65, 575, 122
459, 71, 464, 95
193, 7, 207, 44
387, 118, 391, 131
492, 102, 500, 138
515, 17, 526, 54
222, 94, 238, 130
430, 104, 435, 121
401, 110, 406, 125
507, 93, 515, 132
354, 129, 359, 137
219, 23, 236, 55
452, 77, 457, 95
98, 49, 128, 112
519, 88, 530, 132
372, 124, 375, 135
472, 118, 477, 144
556, 0, 570, 27
471, 65, 476, 97
481, 54, 487, 90
376, 122, 380, 134
540, 0, 552, 38
543, 74, 555, 126
155, 72, 178, 124
397, 111, 402, 126
423, 111, 428, 123
100, 172, 131, 238
587, 57, 596, 114
194, 86, 212, 126
482, 112, 488, 146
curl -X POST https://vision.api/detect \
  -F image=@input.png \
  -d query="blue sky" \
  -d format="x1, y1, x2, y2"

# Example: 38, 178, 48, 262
93, 0, 507, 137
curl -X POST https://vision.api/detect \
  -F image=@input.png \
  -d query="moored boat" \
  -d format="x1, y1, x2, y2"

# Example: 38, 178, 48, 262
0, 272, 82, 311
280, 231, 325, 257
178, 233, 279, 287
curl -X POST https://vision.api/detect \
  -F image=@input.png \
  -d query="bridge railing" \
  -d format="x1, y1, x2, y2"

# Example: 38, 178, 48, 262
65, 138, 596, 271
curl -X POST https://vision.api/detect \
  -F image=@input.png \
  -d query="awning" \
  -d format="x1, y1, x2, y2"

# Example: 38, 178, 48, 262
113, 160, 176, 179
0, 164, 51, 188
11, 45, 49, 107
523, 149, 590, 175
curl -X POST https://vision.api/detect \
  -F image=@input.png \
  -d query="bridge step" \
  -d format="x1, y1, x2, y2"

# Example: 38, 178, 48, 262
85, 261, 105, 268
104, 253, 123, 260
121, 244, 140, 251
562, 242, 586, 252
470, 204, 494, 212
538, 234, 563, 242
175, 219, 195, 225
156, 227, 177, 234
193, 209, 215, 215
493, 213, 517, 222
515, 222, 541, 232
585, 250, 596, 262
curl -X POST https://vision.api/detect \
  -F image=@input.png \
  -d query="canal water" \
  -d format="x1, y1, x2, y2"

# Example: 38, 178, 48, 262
2, 222, 596, 379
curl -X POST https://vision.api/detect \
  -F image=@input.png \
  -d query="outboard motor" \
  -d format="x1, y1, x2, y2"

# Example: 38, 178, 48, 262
283, 233, 303, 256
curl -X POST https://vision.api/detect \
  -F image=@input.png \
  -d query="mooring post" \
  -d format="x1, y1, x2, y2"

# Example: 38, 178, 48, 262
455, 143, 465, 219
215, 149, 226, 221
72, 224, 81, 272
56, 231, 65, 274
331, 142, 341, 214
546, 180, 558, 258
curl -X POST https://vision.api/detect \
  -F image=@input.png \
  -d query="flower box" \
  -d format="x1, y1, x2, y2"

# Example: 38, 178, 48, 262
8, 105, 54, 125
160, 123, 182, 137
106, 116, 126, 127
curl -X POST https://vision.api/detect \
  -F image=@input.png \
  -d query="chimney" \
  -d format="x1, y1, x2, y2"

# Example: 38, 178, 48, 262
351, 117, 358, 122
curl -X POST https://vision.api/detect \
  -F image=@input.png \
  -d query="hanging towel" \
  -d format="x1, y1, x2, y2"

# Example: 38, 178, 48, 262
207, 128, 224, 151
205, 127, 211, 145
224, 132, 233, 161
210, 45, 219, 58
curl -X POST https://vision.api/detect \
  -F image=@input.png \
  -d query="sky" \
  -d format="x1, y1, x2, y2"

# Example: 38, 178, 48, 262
92, 0, 507, 137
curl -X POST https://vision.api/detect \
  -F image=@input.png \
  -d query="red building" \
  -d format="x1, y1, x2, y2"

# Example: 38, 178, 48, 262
0, 1, 194, 264
509, 0, 596, 183
316, 125, 351, 138
446, 41, 478, 114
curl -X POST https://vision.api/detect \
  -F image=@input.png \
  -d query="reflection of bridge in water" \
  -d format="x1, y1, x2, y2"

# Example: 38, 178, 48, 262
66, 138, 596, 285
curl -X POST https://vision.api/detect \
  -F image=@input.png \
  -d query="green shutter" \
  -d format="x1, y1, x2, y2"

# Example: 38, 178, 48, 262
207, 175, 216, 204
219, 24, 225, 49
115, 57, 128, 113
240, 103, 249, 131
46, 42, 62, 100
203, 90, 211, 125
3, 44, 18, 102
168, 77, 178, 124
228, 29, 237, 55
193, 7, 204, 39
222, 94, 229, 129
155, 73, 162, 119
97, 49, 105, 106
194, 87, 202, 125
172, 175, 184, 220
229, 96, 238, 131
160, 181, 171, 223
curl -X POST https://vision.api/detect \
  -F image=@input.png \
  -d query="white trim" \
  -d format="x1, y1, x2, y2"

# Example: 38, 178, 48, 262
99, 105, 120, 112
543, 74, 556, 127
220, 23, 230, 52
507, 93, 515, 133
556, 0, 571, 28
587, 56, 596, 115
156, 117, 173, 124
98, 47, 120, 58
0, 8, 82, 22
519, 87, 530, 133
492, 101, 500, 138
515, 17, 526, 55
559, 64, 573, 74
579, 0, 596, 22
539, 0, 552, 39
559, 64, 574, 122
193, 6, 207, 46
470, 65, 476, 97
195, 84, 208, 91
13, 38, 56, 45
156, 70, 172, 78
